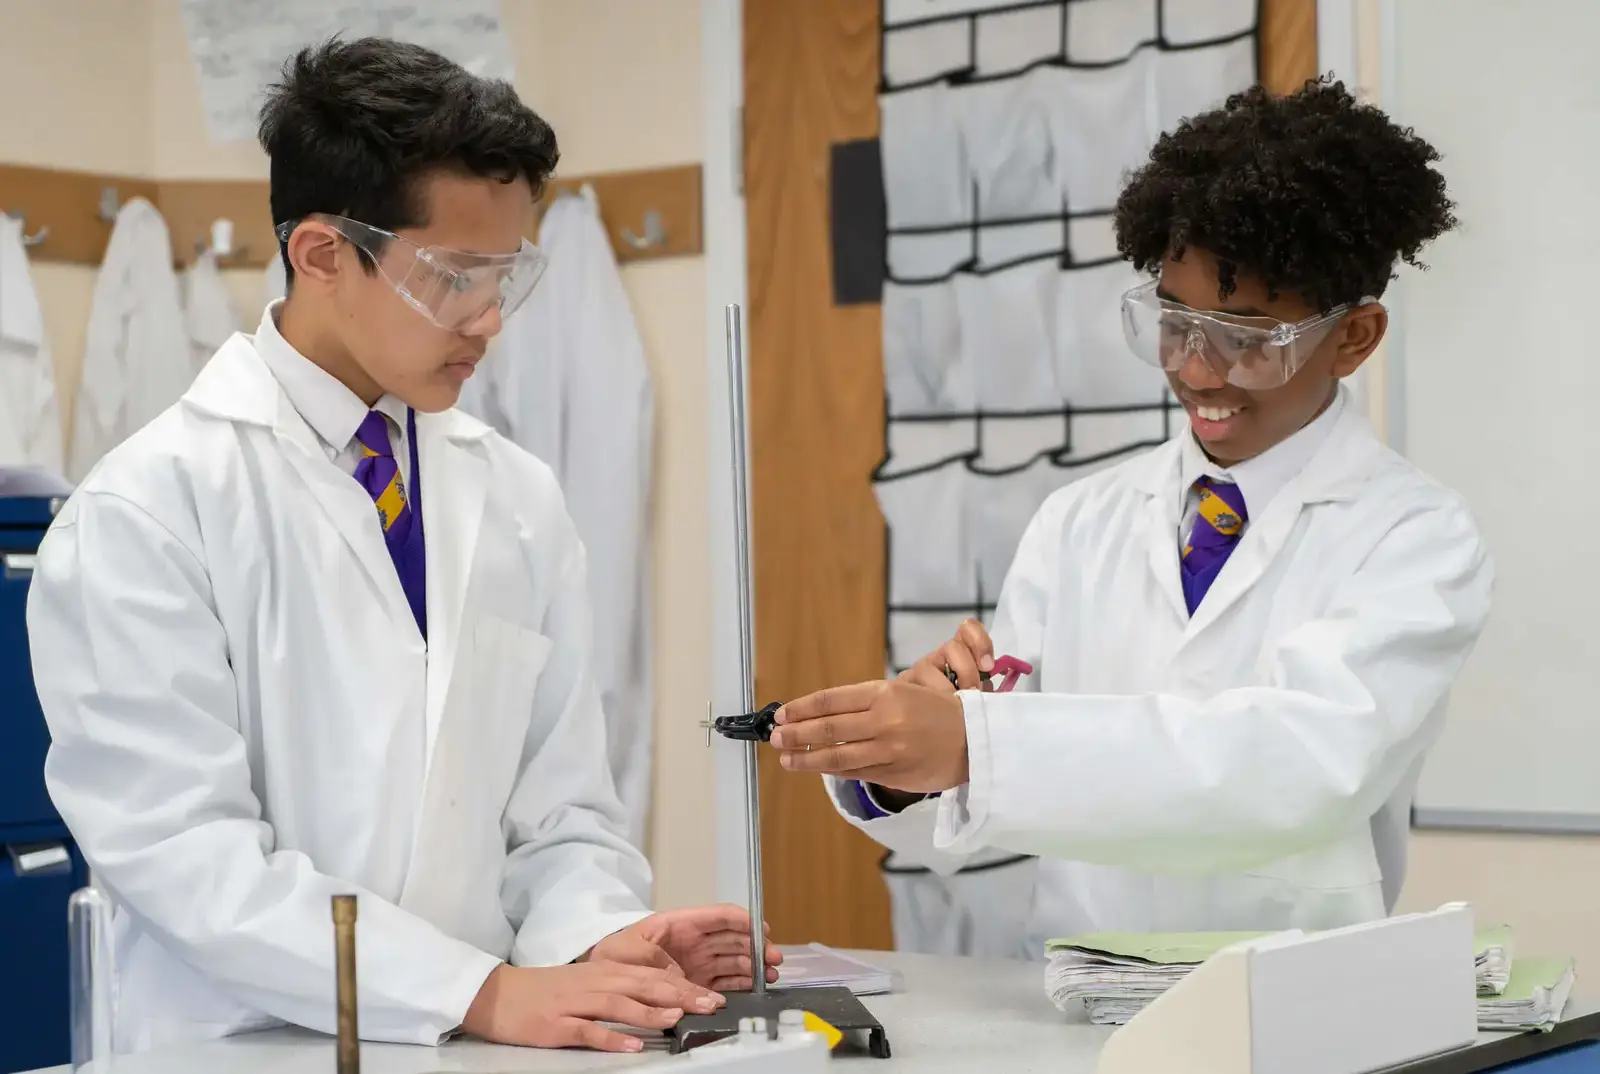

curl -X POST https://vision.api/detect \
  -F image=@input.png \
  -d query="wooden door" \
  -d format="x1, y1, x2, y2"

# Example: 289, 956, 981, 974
743, 0, 1320, 951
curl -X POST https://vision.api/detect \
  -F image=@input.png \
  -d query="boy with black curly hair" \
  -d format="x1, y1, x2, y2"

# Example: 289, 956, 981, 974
773, 78, 1495, 947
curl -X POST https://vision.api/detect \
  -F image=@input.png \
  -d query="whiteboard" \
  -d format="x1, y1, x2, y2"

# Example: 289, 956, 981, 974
1390, 0, 1600, 830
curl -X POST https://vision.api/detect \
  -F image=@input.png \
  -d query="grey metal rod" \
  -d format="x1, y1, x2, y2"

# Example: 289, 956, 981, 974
724, 303, 766, 995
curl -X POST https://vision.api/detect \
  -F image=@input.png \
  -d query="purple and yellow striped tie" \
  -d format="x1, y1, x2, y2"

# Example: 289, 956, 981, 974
353, 410, 427, 638
1180, 477, 1247, 615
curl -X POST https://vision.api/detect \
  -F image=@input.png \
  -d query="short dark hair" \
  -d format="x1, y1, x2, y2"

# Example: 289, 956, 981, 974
258, 36, 559, 283
1113, 76, 1456, 312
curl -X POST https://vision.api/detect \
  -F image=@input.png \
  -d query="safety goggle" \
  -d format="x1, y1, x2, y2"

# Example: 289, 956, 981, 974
1120, 279, 1373, 390
275, 215, 548, 332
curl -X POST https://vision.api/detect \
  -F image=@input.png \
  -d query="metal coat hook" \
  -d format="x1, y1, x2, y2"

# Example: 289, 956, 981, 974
3, 211, 47, 247
621, 209, 667, 250
97, 186, 121, 223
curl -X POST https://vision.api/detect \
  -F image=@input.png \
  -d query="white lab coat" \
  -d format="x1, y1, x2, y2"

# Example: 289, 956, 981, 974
0, 214, 64, 474
29, 330, 652, 1052
183, 249, 240, 370
830, 395, 1493, 958
458, 188, 654, 850
69, 197, 192, 482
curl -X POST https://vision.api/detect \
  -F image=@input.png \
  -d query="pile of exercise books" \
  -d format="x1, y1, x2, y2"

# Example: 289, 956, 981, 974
775, 943, 901, 995
1045, 925, 1573, 1031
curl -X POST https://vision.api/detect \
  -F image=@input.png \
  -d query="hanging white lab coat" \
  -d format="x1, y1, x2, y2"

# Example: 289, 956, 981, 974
829, 393, 1493, 958
0, 215, 64, 474
29, 326, 653, 1052
458, 187, 654, 850
69, 197, 192, 482
183, 249, 240, 371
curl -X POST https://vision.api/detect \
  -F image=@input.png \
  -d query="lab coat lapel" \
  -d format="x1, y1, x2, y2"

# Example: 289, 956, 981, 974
417, 410, 488, 774
183, 337, 412, 622
1184, 400, 1385, 638
1127, 441, 1190, 621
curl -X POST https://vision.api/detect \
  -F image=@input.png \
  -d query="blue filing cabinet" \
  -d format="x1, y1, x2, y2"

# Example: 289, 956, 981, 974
0, 468, 87, 1074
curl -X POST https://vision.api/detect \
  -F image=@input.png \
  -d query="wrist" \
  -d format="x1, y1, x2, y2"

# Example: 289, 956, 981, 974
461, 963, 508, 1040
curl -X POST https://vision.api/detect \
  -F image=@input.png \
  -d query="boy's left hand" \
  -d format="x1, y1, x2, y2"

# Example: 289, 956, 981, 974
584, 905, 782, 992
770, 681, 968, 793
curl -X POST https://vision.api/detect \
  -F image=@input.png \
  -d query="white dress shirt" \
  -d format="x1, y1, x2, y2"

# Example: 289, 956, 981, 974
255, 301, 412, 485
1176, 389, 1346, 550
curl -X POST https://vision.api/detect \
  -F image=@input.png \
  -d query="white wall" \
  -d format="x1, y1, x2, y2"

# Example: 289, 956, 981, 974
2, 0, 717, 910
1350, 0, 1600, 974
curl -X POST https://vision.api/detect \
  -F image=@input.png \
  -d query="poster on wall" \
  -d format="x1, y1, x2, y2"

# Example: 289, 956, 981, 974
178, 0, 516, 144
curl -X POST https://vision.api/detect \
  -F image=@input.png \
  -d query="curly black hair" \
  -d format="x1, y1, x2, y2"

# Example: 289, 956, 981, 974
1113, 76, 1456, 312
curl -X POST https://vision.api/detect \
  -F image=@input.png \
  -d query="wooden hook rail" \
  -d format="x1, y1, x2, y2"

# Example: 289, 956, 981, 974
0, 161, 702, 268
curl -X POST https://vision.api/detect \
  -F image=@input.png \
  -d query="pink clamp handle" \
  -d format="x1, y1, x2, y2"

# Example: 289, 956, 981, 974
988, 655, 1034, 693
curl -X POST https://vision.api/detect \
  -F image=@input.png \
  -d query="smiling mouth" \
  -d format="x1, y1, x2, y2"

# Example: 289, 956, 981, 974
1193, 404, 1241, 422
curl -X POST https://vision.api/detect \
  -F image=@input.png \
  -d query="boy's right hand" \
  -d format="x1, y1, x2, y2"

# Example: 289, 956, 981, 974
899, 618, 995, 692
460, 961, 724, 1052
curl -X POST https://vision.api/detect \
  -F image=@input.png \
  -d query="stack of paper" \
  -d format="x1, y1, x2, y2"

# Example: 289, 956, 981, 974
775, 944, 901, 996
1477, 957, 1575, 1032
1045, 928, 1534, 1027
1045, 932, 1268, 1025
1475, 924, 1513, 996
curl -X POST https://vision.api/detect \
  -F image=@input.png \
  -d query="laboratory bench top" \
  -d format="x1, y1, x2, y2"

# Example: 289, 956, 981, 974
22, 950, 1600, 1074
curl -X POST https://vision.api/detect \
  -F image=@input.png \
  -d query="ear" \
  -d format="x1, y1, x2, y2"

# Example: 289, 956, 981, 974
1330, 304, 1387, 377
284, 222, 344, 289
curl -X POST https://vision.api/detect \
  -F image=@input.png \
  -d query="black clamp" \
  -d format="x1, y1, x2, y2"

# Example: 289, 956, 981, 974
710, 701, 782, 742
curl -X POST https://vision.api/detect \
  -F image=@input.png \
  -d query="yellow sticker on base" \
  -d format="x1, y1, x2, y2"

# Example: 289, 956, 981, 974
802, 1011, 843, 1049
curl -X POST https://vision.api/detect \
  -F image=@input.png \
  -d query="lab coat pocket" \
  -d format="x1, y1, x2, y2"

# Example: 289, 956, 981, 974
883, 850, 1038, 958
467, 615, 555, 807
955, 261, 1062, 411
1238, 828, 1387, 929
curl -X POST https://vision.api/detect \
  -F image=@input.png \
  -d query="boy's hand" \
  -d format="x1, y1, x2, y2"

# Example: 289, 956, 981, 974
771, 680, 969, 792
586, 905, 782, 992
460, 961, 721, 1052
899, 618, 995, 691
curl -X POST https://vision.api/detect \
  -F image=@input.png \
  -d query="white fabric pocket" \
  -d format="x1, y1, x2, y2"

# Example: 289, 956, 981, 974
883, 280, 969, 414
881, 417, 978, 477
1161, 0, 1257, 45
881, 84, 970, 229
1065, 0, 1159, 64
1044, 54, 1158, 213
973, 4, 1064, 78
1063, 407, 1172, 468
876, 459, 976, 607
1154, 34, 1256, 134
1055, 260, 1169, 407
957, 68, 1062, 221
886, 609, 968, 675
966, 458, 1073, 600
973, 413, 1069, 472
954, 260, 1062, 410
883, 19, 972, 88
976, 221, 1064, 271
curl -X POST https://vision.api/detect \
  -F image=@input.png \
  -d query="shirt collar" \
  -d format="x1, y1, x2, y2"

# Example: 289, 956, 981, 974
254, 300, 407, 454
1178, 387, 1347, 519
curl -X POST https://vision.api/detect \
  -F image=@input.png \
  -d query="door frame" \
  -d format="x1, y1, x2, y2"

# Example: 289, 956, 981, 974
701, 0, 753, 908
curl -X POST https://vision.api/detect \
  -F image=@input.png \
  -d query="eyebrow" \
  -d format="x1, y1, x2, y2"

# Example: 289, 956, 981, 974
1156, 286, 1269, 318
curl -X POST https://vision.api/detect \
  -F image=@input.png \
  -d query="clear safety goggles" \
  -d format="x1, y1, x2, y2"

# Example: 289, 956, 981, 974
1120, 279, 1372, 390
275, 215, 548, 331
